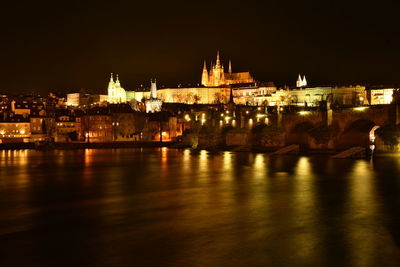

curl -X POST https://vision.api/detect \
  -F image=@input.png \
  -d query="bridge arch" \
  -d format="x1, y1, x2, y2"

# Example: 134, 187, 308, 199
336, 119, 380, 149
287, 121, 315, 147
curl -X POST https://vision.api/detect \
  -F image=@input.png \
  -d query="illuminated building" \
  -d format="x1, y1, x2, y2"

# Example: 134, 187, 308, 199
145, 80, 163, 113
66, 93, 81, 106
201, 52, 254, 86
0, 115, 31, 143
145, 112, 182, 141
82, 107, 113, 142
107, 73, 127, 103
55, 114, 82, 142
156, 87, 231, 104
30, 116, 51, 142
366, 86, 394, 105
233, 83, 277, 105
109, 104, 146, 141
296, 74, 308, 88
66, 93, 108, 107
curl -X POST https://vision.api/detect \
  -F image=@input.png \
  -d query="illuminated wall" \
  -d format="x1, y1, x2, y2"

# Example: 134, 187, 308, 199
369, 88, 394, 105
156, 87, 231, 104
0, 122, 31, 142
67, 93, 80, 106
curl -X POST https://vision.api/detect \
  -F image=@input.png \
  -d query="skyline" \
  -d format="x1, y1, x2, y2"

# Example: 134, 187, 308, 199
1, 1, 400, 93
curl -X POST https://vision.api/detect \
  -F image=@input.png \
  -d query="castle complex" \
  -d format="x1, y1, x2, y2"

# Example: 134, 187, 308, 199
63, 52, 396, 108
201, 52, 254, 87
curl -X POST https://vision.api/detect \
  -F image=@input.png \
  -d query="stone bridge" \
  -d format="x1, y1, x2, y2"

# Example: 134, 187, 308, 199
277, 105, 398, 149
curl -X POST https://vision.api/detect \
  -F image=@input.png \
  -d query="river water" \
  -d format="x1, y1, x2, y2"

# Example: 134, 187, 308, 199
0, 149, 400, 266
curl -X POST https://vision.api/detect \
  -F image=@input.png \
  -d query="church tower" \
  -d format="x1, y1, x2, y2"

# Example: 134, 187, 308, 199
108, 73, 115, 98
229, 60, 232, 74
212, 51, 224, 86
302, 75, 307, 87
145, 79, 162, 113
150, 79, 158, 99
296, 74, 302, 88
201, 61, 209, 86
296, 74, 308, 88
107, 73, 126, 103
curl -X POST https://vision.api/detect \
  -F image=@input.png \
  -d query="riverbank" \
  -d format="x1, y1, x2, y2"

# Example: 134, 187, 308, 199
0, 141, 176, 150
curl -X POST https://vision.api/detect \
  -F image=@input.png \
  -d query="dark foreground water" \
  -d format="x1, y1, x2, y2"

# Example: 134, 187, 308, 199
1, 149, 400, 267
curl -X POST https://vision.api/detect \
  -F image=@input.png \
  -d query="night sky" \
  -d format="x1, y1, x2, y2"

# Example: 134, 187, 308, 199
1, 0, 400, 94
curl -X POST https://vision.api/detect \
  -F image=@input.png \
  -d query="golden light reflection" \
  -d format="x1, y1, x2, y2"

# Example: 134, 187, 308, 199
253, 154, 266, 180
0, 150, 29, 168
84, 149, 93, 167
182, 149, 191, 173
346, 160, 381, 267
348, 160, 375, 216
199, 150, 208, 174
160, 147, 168, 174
294, 157, 312, 177
291, 156, 318, 260
222, 152, 233, 180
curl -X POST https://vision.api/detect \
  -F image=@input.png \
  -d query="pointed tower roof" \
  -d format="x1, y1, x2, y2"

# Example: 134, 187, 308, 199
110, 73, 114, 83
302, 75, 307, 87
296, 74, 302, 87
216, 51, 221, 66
203, 61, 207, 71
229, 60, 232, 74
115, 74, 121, 88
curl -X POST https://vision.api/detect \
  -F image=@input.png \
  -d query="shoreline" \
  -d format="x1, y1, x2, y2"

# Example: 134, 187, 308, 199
0, 142, 398, 156
0, 141, 176, 150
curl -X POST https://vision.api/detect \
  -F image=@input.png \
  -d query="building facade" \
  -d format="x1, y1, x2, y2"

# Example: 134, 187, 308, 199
107, 73, 127, 103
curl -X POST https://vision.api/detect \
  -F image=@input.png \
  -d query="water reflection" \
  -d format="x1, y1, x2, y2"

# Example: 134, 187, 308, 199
345, 160, 384, 266
0, 149, 400, 266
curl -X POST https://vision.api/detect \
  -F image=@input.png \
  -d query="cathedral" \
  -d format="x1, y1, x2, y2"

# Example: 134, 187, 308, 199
107, 73, 127, 103
201, 52, 255, 87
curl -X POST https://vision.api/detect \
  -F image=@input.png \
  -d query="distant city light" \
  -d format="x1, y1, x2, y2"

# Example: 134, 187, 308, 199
353, 107, 368, 111
256, 114, 267, 118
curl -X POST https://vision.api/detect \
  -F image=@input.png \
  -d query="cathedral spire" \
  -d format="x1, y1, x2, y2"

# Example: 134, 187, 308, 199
229, 60, 232, 74
216, 51, 221, 67
110, 73, 114, 82
201, 61, 209, 86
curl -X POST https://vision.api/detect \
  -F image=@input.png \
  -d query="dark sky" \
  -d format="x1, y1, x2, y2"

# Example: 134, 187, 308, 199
1, 0, 400, 94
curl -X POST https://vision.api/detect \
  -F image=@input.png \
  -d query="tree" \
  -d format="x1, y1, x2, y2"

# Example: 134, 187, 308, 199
193, 94, 201, 104
213, 93, 224, 104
